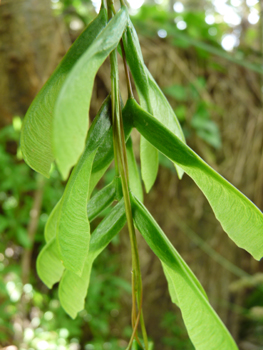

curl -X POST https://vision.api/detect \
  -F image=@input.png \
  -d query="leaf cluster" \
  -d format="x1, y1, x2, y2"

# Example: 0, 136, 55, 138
20, 2, 263, 349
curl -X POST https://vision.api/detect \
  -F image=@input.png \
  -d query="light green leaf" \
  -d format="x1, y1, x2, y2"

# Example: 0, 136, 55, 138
140, 138, 159, 193
59, 199, 126, 318
37, 238, 64, 288
131, 194, 238, 350
126, 137, 143, 202
20, 6, 107, 177
44, 96, 112, 245
122, 19, 185, 190
162, 263, 179, 306
56, 97, 113, 275
44, 199, 61, 243
57, 150, 96, 275
53, 8, 129, 179
127, 98, 263, 260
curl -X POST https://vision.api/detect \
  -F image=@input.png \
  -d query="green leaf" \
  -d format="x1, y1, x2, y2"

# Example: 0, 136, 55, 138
140, 138, 159, 192
56, 97, 113, 275
122, 19, 158, 192
53, 7, 129, 179
89, 106, 133, 195
37, 238, 64, 288
57, 149, 96, 275
122, 19, 185, 189
126, 137, 143, 202
44, 96, 113, 245
146, 70, 185, 179
59, 199, 126, 318
131, 194, 238, 350
44, 199, 61, 242
127, 98, 263, 261
87, 180, 116, 221
20, 6, 107, 177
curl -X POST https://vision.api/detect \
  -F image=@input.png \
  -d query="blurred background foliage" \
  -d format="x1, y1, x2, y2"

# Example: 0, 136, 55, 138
0, 0, 263, 349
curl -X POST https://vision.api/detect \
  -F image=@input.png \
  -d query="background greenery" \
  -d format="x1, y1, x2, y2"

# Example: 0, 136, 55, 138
0, 0, 263, 349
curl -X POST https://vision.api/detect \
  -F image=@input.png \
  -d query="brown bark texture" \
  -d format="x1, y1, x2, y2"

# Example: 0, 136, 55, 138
0, 0, 66, 127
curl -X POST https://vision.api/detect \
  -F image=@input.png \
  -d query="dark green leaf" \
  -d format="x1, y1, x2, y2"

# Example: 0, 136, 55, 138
122, 19, 185, 186
87, 180, 116, 222
89, 107, 133, 195
122, 18, 159, 192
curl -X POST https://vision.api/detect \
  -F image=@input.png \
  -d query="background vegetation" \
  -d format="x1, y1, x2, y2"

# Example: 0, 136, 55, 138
0, 0, 263, 349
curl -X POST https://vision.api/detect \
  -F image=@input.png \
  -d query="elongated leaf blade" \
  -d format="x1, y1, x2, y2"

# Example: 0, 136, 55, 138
147, 69, 185, 180
44, 96, 112, 245
87, 180, 116, 222
122, 19, 185, 189
57, 98, 113, 275
123, 19, 158, 191
140, 138, 159, 193
89, 108, 133, 195
57, 150, 96, 275
127, 99, 263, 260
131, 194, 238, 350
20, 6, 107, 177
59, 200, 126, 318
126, 137, 143, 202
37, 238, 64, 288
53, 8, 128, 179
44, 199, 61, 242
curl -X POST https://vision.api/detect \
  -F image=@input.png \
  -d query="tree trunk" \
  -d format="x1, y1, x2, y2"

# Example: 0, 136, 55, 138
0, 0, 67, 127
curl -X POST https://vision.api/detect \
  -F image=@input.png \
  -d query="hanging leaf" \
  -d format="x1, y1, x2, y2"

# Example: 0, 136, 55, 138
89, 108, 133, 195
127, 98, 263, 260
56, 150, 96, 275
56, 97, 113, 275
20, 5, 107, 177
53, 7, 129, 179
126, 137, 143, 202
59, 199, 126, 318
37, 238, 64, 288
122, 19, 185, 190
131, 194, 238, 350
38, 180, 118, 291
123, 18, 158, 192
44, 199, 61, 243
87, 180, 117, 221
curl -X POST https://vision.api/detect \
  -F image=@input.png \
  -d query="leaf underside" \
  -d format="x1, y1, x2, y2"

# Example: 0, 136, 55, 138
132, 194, 238, 350
20, 6, 107, 177
53, 7, 129, 179
127, 98, 263, 260
37, 238, 64, 288
59, 199, 126, 318
126, 137, 144, 202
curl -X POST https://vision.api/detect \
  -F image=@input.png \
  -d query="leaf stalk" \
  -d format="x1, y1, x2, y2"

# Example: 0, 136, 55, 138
107, 0, 148, 348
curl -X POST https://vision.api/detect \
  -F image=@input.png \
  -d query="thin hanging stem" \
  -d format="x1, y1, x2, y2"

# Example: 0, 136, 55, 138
120, 40, 134, 99
125, 289, 143, 350
107, 0, 148, 348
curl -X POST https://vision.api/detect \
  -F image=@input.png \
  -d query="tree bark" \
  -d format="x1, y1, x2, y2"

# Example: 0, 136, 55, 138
0, 0, 66, 127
